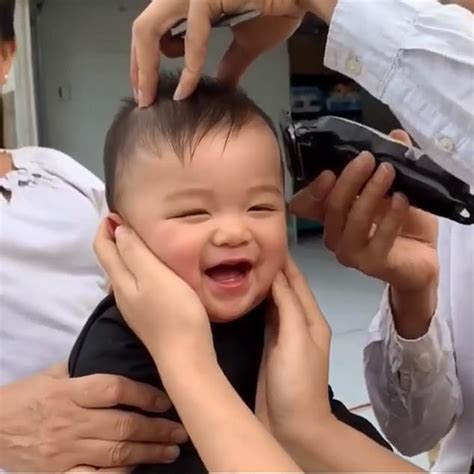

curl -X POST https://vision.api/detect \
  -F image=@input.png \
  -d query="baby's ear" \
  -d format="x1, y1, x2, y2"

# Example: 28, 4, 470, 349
106, 213, 124, 240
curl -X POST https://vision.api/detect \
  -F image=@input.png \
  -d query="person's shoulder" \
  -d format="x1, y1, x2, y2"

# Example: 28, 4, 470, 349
69, 294, 129, 374
68, 294, 157, 384
19, 146, 103, 188
15, 147, 107, 214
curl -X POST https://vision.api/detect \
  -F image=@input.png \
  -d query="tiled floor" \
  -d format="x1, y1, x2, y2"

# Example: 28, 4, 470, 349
290, 235, 430, 470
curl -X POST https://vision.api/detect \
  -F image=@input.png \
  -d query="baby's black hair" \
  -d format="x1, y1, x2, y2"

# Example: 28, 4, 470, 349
104, 72, 279, 211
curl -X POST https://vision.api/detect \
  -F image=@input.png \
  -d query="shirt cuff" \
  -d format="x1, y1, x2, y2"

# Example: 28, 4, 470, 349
373, 286, 450, 392
324, 0, 426, 100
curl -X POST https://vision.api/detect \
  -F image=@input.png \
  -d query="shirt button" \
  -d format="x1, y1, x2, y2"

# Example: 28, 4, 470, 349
346, 56, 362, 76
399, 371, 411, 391
437, 136, 455, 153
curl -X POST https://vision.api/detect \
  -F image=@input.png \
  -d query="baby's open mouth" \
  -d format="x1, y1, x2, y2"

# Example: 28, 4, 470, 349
204, 261, 253, 284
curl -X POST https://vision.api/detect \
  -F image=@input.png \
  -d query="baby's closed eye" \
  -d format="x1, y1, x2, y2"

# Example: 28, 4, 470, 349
168, 209, 211, 220
248, 205, 278, 213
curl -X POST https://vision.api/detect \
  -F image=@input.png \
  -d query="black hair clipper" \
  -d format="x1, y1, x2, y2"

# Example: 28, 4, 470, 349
281, 114, 474, 225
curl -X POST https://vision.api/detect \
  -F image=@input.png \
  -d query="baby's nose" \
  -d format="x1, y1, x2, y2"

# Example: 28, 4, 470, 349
212, 220, 252, 247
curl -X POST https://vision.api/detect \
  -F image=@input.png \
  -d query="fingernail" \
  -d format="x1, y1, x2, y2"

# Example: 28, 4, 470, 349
357, 151, 377, 168
374, 163, 391, 183
163, 445, 180, 462
173, 83, 185, 101
171, 428, 188, 444
115, 226, 129, 239
133, 88, 138, 103
392, 192, 408, 210
276, 272, 288, 287
138, 89, 148, 108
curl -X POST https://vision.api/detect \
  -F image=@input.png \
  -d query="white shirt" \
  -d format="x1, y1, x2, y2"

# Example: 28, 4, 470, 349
0, 147, 108, 385
324, 1, 474, 470
364, 221, 473, 472
325, 0, 474, 186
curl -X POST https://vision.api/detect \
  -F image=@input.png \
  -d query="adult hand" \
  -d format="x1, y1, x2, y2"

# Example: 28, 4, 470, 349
131, 0, 338, 106
255, 260, 423, 474
289, 130, 438, 292
0, 364, 187, 472
289, 130, 439, 338
94, 223, 214, 366
256, 257, 333, 448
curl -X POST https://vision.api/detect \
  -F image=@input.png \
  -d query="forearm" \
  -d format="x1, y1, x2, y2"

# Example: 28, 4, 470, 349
284, 416, 424, 473
390, 279, 438, 339
0, 386, 9, 464
155, 350, 301, 473
0, 383, 21, 470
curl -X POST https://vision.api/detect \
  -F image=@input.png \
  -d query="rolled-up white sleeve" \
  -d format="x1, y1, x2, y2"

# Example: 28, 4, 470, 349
363, 288, 463, 456
324, 0, 474, 187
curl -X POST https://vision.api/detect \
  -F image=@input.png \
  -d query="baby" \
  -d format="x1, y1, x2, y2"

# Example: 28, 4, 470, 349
69, 73, 390, 473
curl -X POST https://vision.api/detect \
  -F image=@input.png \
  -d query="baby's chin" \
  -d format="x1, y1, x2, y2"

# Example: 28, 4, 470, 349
205, 293, 267, 324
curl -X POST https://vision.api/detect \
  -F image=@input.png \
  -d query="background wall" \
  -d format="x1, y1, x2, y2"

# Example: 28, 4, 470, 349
34, 0, 290, 179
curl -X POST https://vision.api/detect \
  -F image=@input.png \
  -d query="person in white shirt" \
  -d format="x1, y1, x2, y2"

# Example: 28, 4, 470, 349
129, 0, 473, 471
0, 146, 108, 383
132, 0, 473, 186
0, 2, 187, 470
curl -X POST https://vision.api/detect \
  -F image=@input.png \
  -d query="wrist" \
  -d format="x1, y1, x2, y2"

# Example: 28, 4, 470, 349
304, 0, 338, 23
389, 279, 438, 340
153, 342, 217, 381
275, 411, 335, 451
277, 413, 338, 472
145, 326, 216, 366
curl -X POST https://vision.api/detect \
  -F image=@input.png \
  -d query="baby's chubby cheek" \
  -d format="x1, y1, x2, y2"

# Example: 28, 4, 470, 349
142, 224, 204, 291
261, 238, 287, 287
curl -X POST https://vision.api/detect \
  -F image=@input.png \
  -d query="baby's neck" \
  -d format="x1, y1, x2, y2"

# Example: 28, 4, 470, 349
0, 151, 14, 177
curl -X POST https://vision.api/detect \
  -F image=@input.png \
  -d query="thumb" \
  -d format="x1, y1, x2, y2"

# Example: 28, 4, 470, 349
284, 258, 332, 354
271, 272, 310, 348
289, 170, 336, 220
389, 129, 412, 146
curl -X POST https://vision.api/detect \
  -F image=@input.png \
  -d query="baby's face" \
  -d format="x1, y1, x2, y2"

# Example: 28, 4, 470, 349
119, 121, 287, 322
